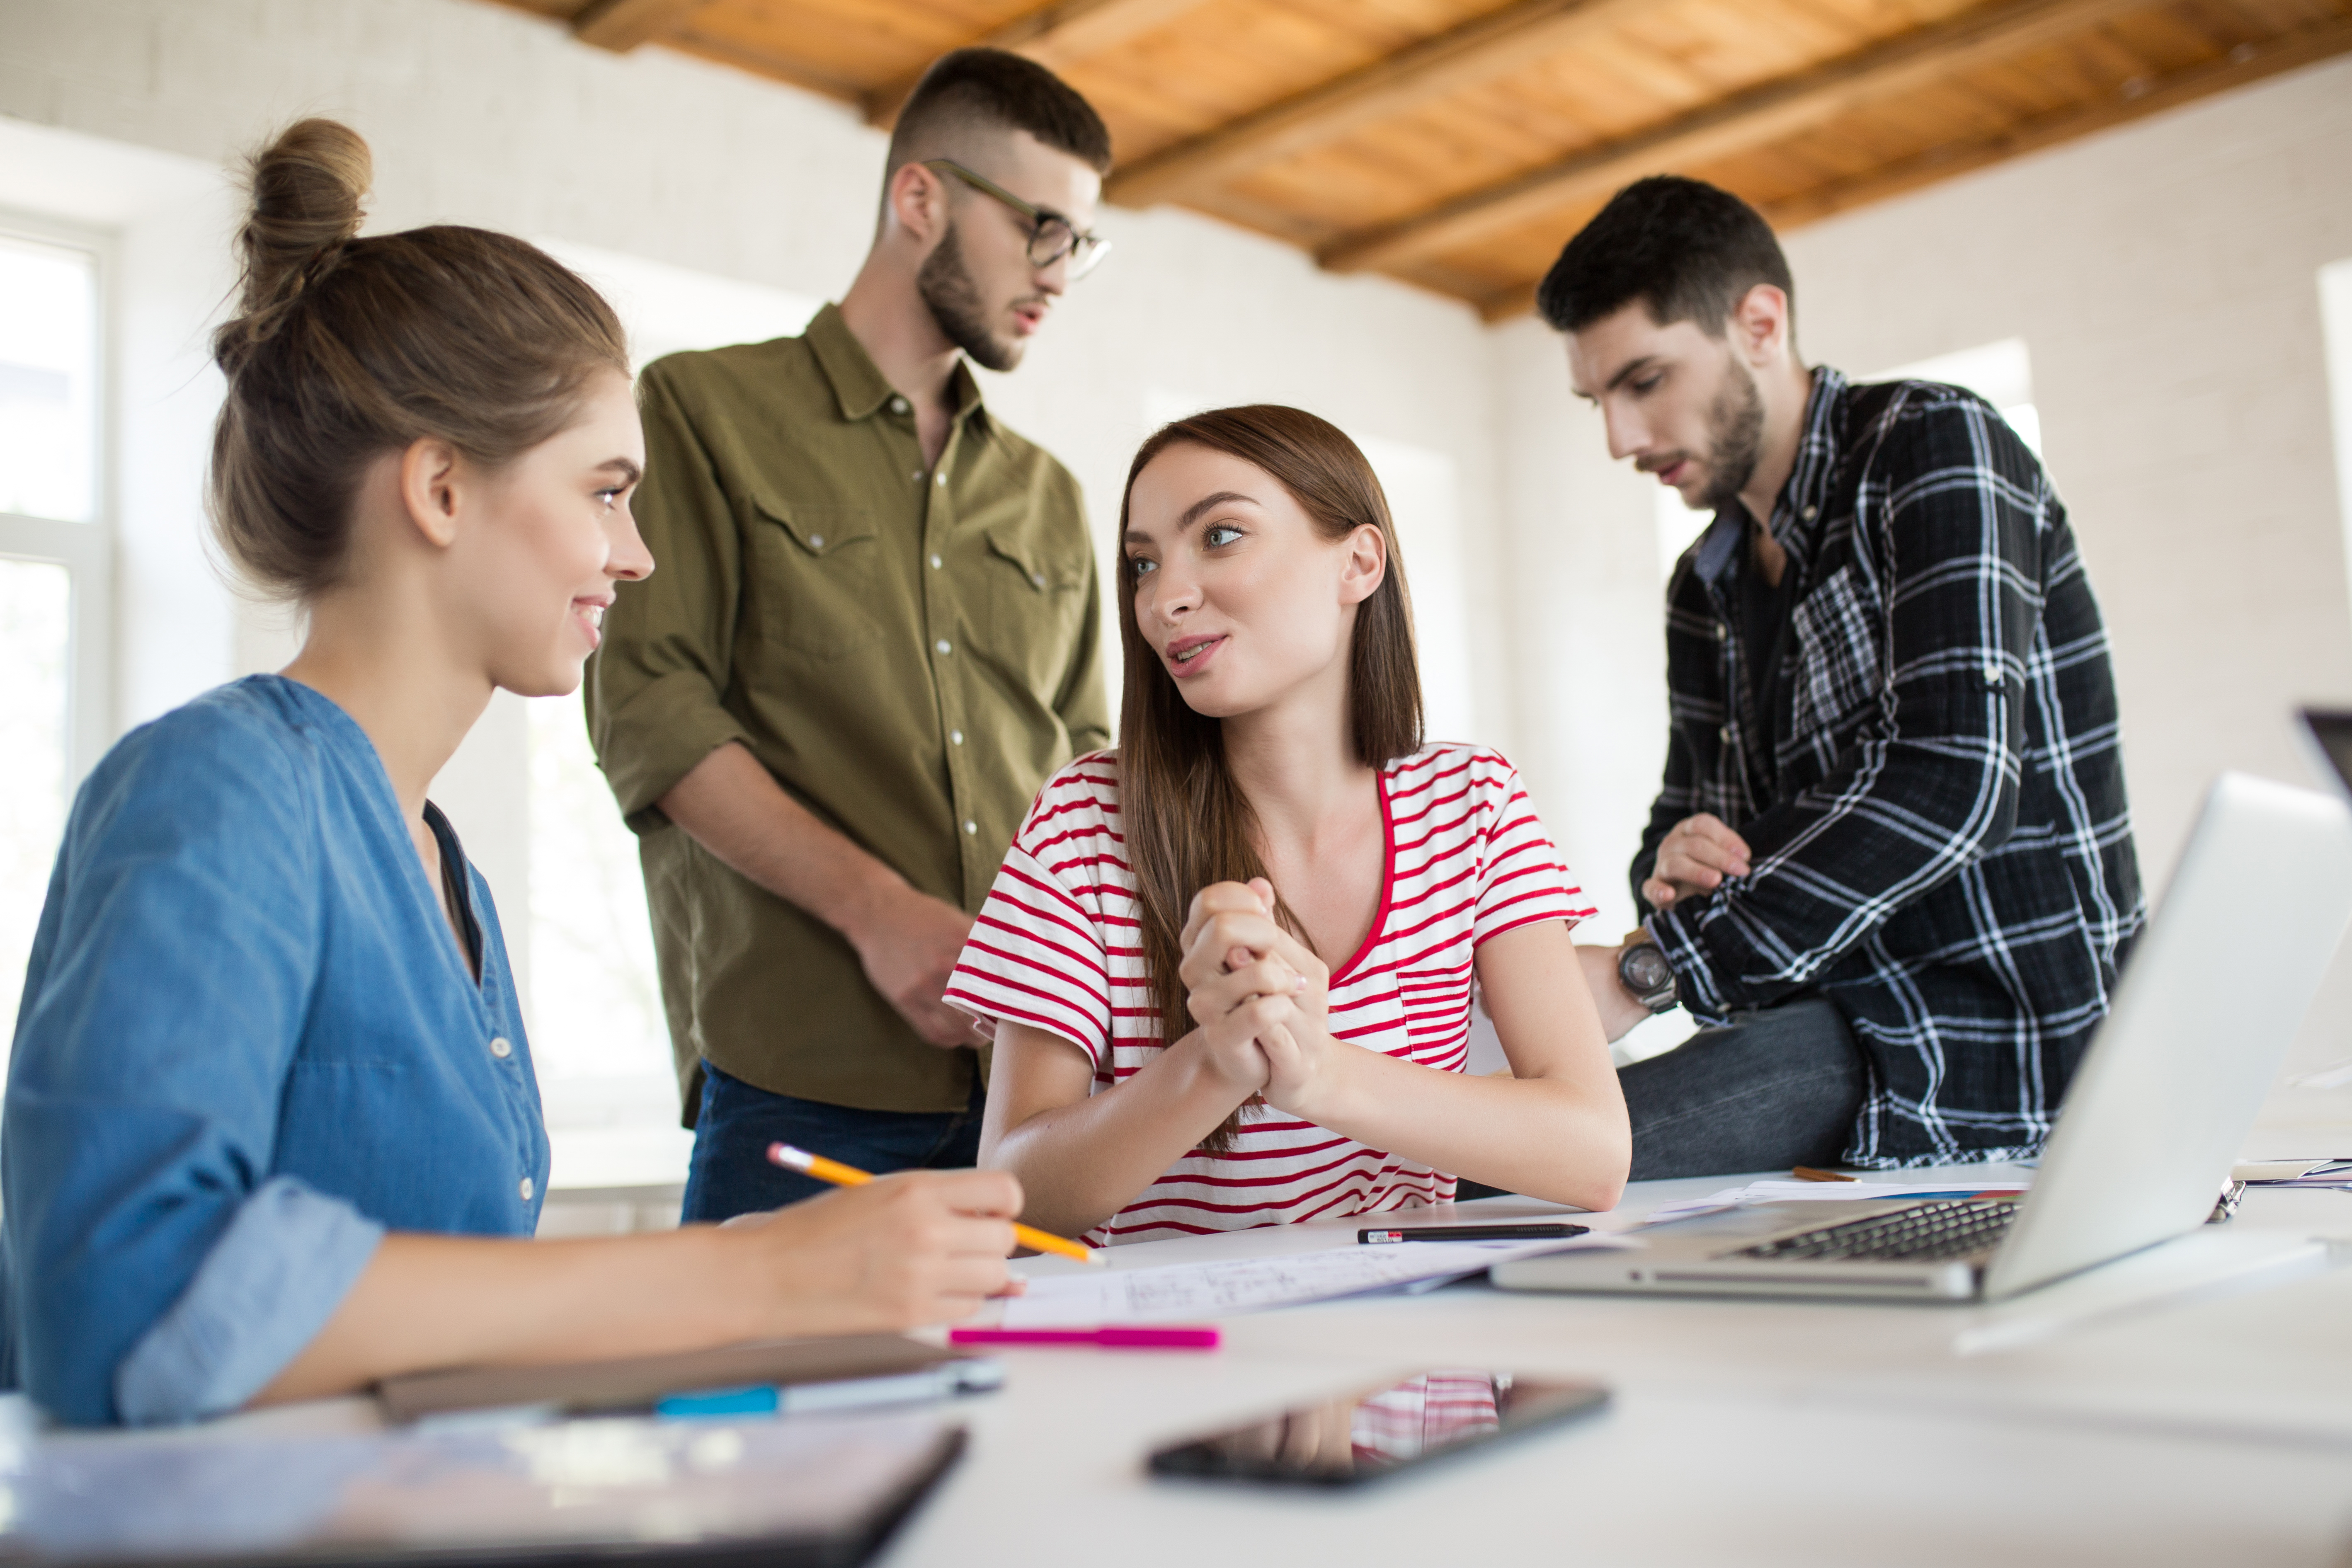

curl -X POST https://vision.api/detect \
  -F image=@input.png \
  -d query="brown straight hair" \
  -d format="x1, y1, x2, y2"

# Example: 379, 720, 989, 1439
1115, 406, 1424, 1151
209, 118, 629, 600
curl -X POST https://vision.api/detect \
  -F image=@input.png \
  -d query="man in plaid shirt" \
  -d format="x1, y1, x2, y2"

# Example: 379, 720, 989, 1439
1540, 178, 2143, 1175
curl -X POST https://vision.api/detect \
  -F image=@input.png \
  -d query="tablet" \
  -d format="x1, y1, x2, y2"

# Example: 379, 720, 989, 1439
0, 1409, 961, 1566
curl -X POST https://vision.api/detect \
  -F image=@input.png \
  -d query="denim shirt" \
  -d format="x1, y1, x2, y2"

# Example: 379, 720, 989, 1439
2, 676, 548, 1426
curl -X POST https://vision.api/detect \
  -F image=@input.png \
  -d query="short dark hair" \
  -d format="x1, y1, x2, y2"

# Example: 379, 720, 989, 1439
1536, 176, 1794, 341
887, 48, 1112, 178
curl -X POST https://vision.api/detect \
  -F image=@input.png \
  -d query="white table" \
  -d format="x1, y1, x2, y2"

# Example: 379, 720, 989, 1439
35, 1169, 2352, 1567
874, 1169, 2352, 1568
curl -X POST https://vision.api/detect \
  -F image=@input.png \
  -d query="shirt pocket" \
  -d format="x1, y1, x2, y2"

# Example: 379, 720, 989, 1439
747, 497, 885, 662
1789, 564, 1882, 741
982, 527, 1088, 691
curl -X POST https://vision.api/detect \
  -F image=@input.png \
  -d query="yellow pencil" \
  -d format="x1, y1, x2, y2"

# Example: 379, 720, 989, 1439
767, 1143, 1106, 1267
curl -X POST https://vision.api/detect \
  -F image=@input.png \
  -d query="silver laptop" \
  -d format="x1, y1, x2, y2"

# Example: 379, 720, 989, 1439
1495, 770, 2352, 1303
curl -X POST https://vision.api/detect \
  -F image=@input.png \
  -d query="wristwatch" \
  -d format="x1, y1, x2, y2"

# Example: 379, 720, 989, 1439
1617, 933, 1680, 1015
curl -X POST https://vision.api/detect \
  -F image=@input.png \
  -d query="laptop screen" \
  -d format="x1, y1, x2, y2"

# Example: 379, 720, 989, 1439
2301, 709, 2352, 799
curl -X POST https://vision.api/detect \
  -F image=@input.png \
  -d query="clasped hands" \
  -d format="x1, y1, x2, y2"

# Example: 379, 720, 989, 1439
1178, 878, 1341, 1119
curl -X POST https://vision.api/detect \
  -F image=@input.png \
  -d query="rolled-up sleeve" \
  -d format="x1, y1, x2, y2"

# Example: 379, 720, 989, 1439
586, 363, 757, 825
113, 1176, 382, 1425
3, 708, 330, 1426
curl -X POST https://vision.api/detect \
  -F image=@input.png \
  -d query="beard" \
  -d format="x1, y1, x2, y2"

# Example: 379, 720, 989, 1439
1698, 359, 1766, 513
917, 221, 1024, 373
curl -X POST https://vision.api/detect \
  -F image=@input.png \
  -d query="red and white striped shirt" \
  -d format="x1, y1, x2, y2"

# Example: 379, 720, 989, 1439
944, 742, 1595, 1246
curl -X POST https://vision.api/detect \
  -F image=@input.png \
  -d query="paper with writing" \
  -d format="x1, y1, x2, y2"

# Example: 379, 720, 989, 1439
1000, 1234, 1632, 1328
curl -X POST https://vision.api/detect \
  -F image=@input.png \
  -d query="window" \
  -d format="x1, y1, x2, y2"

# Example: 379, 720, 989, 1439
522, 241, 816, 1182
0, 223, 110, 1047
1873, 337, 2042, 459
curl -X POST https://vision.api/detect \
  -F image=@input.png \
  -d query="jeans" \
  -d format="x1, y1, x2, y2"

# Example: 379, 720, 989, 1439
1619, 998, 1868, 1181
679, 1064, 988, 1224
1455, 998, 1867, 1200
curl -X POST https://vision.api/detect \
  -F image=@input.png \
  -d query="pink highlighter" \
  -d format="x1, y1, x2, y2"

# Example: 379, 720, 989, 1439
949, 1326, 1220, 1349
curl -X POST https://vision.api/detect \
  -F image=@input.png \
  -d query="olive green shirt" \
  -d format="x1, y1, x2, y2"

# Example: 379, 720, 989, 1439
586, 304, 1109, 1120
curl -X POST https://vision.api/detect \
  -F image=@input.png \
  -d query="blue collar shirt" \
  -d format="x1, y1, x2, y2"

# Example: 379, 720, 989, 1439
3, 676, 548, 1426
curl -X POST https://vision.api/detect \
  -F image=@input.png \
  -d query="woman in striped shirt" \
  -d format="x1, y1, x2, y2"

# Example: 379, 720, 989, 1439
944, 406, 1630, 1246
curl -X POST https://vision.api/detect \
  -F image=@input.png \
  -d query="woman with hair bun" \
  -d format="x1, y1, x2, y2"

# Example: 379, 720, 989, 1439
1, 119, 1022, 1428
946, 407, 1630, 1246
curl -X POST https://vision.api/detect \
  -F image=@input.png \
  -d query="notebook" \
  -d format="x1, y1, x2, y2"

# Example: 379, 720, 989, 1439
377, 1332, 979, 1423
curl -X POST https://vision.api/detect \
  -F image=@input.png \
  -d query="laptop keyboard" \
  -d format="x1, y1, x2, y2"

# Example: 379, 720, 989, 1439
1730, 1198, 2020, 1264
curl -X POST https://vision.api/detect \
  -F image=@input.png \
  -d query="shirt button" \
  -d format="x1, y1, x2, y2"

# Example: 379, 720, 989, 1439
912, 469, 924, 482
950, 729, 964, 745
963, 820, 979, 835
1719, 725, 1733, 745
930, 553, 943, 570
519, 1176, 535, 1202
889, 395, 909, 414
935, 473, 947, 487
1030, 572, 1045, 587
935, 639, 952, 655
1802, 504, 1818, 520
1714, 623, 1727, 641
807, 533, 824, 548
490, 1036, 512, 1059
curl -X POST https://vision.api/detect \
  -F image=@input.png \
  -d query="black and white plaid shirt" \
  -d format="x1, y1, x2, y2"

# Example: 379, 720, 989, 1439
1639, 366, 2144, 1168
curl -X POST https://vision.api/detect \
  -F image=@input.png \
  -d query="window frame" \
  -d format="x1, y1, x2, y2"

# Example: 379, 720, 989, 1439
0, 206, 116, 788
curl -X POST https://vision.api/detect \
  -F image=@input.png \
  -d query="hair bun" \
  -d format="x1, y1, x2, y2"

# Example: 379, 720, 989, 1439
233, 118, 372, 324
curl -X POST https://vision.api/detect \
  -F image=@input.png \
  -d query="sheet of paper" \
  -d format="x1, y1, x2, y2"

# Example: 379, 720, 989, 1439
1642, 1178, 2032, 1228
1001, 1234, 1632, 1328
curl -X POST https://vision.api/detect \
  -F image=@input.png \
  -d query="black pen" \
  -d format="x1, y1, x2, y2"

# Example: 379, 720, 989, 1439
1358, 1222, 1590, 1244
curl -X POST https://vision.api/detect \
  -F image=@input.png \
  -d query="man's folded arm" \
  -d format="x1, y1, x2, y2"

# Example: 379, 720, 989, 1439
1650, 398, 2047, 1017
1054, 541, 1111, 754
586, 363, 754, 826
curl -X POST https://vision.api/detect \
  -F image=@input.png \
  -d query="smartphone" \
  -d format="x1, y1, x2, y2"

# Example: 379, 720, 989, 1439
1147, 1370, 1610, 1487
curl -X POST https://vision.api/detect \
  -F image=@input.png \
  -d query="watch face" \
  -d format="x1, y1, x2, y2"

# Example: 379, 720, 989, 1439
1621, 945, 1673, 991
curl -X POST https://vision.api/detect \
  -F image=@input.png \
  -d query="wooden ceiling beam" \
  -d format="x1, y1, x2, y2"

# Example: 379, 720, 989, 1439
863, 0, 1213, 127
1470, 10, 2352, 322
1318, 0, 2157, 277
1106, 0, 1658, 208
571, 0, 710, 53
1755, 13, 2352, 228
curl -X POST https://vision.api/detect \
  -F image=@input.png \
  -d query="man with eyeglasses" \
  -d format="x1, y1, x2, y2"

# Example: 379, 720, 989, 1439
589, 48, 1116, 1221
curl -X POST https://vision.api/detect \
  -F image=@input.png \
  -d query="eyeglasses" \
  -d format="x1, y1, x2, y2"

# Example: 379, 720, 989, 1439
923, 159, 1113, 280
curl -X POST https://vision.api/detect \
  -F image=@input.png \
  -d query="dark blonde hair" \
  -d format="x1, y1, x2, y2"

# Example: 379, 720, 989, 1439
1115, 406, 1423, 1151
209, 118, 629, 599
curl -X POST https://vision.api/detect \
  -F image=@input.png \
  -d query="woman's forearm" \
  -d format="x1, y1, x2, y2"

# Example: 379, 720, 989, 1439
255, 1168, 1025, 1407
985, 1031, 1253, 1239
254, 1227, 748, 1405
1306, 1053, 1630, 1212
